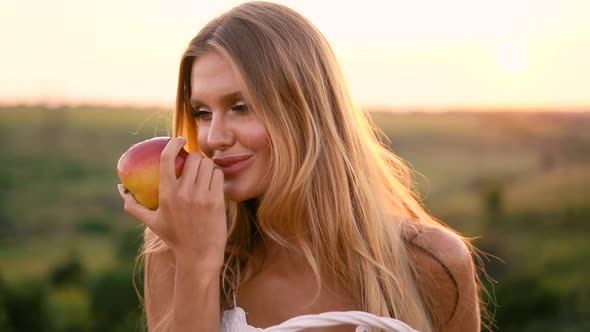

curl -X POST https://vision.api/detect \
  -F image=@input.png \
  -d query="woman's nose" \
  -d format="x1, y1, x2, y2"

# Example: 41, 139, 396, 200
207, 115, 234, 150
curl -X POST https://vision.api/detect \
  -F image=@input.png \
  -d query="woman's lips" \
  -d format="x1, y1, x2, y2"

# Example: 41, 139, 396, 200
212, 155, 253, 176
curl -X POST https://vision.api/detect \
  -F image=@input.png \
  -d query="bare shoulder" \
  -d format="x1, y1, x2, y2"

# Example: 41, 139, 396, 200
405, 223, 480, 331
406, 223, 473, 273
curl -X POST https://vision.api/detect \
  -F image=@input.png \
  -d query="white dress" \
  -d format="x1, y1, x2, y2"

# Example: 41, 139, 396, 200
220, 305, 419, 332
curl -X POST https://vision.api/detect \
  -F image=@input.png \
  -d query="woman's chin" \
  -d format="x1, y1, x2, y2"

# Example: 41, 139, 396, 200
223, 179, 266, 203
224, 188, 257, 203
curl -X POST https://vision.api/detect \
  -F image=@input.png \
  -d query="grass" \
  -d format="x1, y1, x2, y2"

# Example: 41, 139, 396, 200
1, 234, 119, 282
1, 106, 590, 327
505, 162, 590, 213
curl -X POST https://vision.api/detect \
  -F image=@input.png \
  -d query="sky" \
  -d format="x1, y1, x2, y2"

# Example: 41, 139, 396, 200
1, 0, 589, 111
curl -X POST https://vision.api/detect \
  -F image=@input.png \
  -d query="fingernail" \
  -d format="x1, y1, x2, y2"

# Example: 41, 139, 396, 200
178, 136, 186, 142
117, 184, 129, 194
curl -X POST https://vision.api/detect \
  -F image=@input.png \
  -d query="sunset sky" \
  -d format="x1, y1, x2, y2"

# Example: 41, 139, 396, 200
1, 0, 589, 111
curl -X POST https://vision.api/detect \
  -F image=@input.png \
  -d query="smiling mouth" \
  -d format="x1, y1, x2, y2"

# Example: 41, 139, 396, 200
213, 155, 253, 176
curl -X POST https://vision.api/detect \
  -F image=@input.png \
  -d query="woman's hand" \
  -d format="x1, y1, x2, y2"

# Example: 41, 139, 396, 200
117, 137, 227, 274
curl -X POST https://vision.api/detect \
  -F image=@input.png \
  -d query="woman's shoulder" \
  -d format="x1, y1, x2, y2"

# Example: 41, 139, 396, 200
403, 222, 473, 273
402, 221, 480, 330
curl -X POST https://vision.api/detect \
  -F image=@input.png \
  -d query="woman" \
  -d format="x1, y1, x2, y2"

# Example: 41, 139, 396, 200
118, 1, 485, 331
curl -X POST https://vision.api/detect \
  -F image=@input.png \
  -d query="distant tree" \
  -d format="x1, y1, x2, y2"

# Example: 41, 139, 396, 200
482, 180, 505, 220
116, 228, 144, 263
4, 278, 50, 332
49, 251, 86, 288
494, 272, 561, 331
0, 272, 14, 332
89, 268, 142, 332
0, 179, 17, 241
75, 217, 112, 235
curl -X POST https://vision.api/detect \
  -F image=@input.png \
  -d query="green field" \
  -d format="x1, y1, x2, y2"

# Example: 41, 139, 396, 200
1, 105, 589, 331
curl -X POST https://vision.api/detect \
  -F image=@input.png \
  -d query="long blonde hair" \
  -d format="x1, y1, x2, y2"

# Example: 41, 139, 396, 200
140, 2, 485, 331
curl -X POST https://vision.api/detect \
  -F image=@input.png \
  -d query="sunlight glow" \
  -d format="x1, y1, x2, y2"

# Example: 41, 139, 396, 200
497, 45, 528, 76
1, 0, 589, 110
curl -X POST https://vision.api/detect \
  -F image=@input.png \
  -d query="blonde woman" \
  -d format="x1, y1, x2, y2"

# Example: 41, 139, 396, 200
118, 2, 485, 331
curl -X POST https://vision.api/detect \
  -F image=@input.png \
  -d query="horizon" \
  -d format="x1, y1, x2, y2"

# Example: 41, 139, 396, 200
2, 102, 588, 114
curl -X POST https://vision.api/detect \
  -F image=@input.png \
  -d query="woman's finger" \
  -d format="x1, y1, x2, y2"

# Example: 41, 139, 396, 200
209, 167, 224, 193
117, 184, 157, 230
159, 136, 187, 183
178, 152, 203, 192
195, 158, 215, 192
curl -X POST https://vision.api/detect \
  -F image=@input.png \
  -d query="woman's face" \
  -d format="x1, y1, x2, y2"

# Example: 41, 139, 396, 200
190, 51, 271, 202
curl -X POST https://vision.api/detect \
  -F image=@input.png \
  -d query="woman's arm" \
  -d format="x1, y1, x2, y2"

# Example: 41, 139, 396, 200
407, 225, 481, 332
143, 231, 221, 332
119, 137, 227, 332
171, 258, 221, 331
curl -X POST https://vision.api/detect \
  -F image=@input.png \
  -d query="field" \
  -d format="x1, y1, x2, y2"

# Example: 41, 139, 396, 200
1, 105, 589, 331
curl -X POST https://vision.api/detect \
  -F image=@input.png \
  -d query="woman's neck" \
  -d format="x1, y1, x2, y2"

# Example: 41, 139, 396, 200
256, 239, 312, 275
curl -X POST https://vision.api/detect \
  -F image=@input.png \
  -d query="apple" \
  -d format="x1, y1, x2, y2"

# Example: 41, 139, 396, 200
117, 137, 188, 210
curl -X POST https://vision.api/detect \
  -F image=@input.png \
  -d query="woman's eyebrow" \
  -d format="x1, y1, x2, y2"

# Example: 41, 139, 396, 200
190, 91, 243, 107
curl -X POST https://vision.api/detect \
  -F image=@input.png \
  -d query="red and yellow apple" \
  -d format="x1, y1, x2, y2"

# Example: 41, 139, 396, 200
117, 137, 188, 210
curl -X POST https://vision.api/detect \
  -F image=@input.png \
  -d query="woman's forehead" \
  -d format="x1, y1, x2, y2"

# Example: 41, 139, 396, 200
190, 52, 243, 104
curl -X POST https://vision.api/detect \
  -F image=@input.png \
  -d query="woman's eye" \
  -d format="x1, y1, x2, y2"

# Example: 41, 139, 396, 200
232, 102, 249, 112
191, 108, 211, 120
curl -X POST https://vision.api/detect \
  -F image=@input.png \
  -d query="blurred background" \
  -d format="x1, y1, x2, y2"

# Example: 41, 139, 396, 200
1, 1, 589, 331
